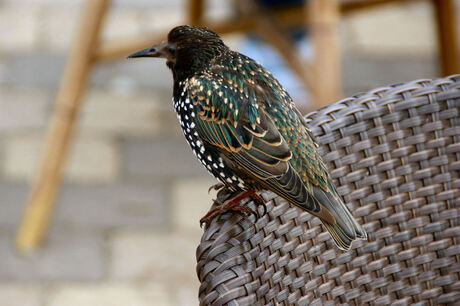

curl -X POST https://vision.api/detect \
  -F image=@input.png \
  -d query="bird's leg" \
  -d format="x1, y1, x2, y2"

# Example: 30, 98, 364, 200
249, 192, 267, 216
200, 189, 265, 227
208, 183, 225, 194
200, 189, 255, 227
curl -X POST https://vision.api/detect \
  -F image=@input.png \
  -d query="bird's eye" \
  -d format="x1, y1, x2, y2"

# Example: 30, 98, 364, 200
168, 46, 176, 54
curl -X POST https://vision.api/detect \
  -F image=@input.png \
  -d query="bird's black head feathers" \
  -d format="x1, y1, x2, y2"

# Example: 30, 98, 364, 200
167, 25, 228, 81
128, 25, 229, 82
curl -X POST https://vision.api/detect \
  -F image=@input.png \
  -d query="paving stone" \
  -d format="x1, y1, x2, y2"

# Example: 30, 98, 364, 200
123, 136, 209, 179
2, 134, 43, 182
171, 177, 217, 233
47, 282, 171, 306
344, 2, 436, 55
77, 89, 162, 137
2, 52, 173, 91
2, 54, 64, 88
63, 134, 119, 183
0, 283, 43, 306
0, 4, 40, 52
2, 133, 119, 183
37, 5, 79, 51
139, 7, 184, 34
52, 183, 168, 229
0, 59, 6, 85
93, 59, 173, 91
0, 231, 104, 281
108, 229, 200, 305
103, 8, 142, 41
0, 87, 49, 132
0, 181, 167, 231
0, 183, 28, 229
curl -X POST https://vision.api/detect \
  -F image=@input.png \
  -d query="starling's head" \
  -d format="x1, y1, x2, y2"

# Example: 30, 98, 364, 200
128, 25, 228, 81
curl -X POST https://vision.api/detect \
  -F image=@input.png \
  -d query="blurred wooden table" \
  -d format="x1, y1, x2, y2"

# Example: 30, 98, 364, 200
16, 0, 458, 251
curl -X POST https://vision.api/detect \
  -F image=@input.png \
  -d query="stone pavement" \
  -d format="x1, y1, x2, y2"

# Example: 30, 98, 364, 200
0, 0, 458, 305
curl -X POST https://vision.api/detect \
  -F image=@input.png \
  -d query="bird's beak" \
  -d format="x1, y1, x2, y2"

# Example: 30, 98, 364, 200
127, 41, 175, 59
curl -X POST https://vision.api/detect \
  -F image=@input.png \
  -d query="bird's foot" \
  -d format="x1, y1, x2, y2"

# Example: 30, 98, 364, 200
208, 183, 225, 194
250, 192, 267, 216
200, 189, 266, 228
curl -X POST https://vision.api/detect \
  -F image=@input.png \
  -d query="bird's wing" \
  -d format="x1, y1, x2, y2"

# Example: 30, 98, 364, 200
185, 72, 323, 214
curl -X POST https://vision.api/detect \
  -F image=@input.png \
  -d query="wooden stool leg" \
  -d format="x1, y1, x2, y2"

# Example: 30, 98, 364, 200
188, 0, 204, 25
307, 0, 341, 108
432, 0, 459, 76
15, 0, 110, 252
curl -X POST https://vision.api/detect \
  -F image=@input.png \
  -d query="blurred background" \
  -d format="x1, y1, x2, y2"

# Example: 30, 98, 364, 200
0, 0, 459, 305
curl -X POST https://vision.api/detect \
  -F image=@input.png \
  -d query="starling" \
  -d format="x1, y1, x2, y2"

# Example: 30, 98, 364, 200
128, 25, 367, 250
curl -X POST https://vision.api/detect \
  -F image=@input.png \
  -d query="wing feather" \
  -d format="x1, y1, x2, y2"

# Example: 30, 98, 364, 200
187, 73, 319, 212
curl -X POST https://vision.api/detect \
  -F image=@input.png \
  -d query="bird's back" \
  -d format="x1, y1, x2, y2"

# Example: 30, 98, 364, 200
221, 52, 330, 192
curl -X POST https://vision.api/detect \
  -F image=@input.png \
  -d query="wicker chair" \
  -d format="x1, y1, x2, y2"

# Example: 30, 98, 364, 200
196, 75, 460, 305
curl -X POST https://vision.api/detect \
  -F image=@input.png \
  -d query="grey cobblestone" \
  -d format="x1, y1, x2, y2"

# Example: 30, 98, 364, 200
2, 134, 120, 183
0, 230, 104, 281
47, 281, 171, 306
37, 5, 79, 52
2, 54, 65, 88
78, 89, 164, 137
0, 183, 28, 229
108, 229, 200, 306
53, 183, 168, 229
0, 180, 168, 222
94, 59, 173, 90
0, 3, 40, 53
0, 283, 43, 306
123, 136, 209, 179
2, 54, 173, 91
0, 87, 49, 132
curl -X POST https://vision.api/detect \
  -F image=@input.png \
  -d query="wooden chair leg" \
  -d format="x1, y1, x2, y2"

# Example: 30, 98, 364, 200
15, 0, 110, 252
431, 0, 459, 76
307, 0, 341, 109
188, 0, 205, 25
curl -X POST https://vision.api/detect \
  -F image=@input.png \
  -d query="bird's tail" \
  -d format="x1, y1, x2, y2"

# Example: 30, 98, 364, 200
313, 186, 367, 251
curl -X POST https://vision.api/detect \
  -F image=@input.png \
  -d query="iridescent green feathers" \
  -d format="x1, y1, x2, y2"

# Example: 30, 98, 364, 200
186, 53, 331, 195
184, 53, 335, 216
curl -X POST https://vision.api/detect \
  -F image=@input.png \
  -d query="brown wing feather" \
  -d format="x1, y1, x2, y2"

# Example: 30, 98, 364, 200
186, 74, 325, 215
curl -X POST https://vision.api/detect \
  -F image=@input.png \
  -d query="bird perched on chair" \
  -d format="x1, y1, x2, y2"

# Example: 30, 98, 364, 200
128, 25, 367, 250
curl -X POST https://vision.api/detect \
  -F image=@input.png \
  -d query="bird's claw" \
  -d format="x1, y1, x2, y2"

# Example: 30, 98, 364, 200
199, 200, 256, 228
250, 192, 267, 217
200, 189, 267, 228
208, 183, 225, 194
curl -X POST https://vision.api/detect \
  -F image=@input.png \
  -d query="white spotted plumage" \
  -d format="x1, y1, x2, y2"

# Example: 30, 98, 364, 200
173, 85, 246, 190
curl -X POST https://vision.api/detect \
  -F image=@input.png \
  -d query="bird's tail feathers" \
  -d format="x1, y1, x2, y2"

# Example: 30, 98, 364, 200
313, 186, 367, 251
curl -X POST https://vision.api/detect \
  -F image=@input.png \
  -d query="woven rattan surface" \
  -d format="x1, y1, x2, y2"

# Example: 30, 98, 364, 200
196, 76, 460, 305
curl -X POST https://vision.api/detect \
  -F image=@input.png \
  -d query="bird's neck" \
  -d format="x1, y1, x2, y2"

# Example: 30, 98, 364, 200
173, 78, 186, 99
171, 46, 228, 85
172, 67, 196, 86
